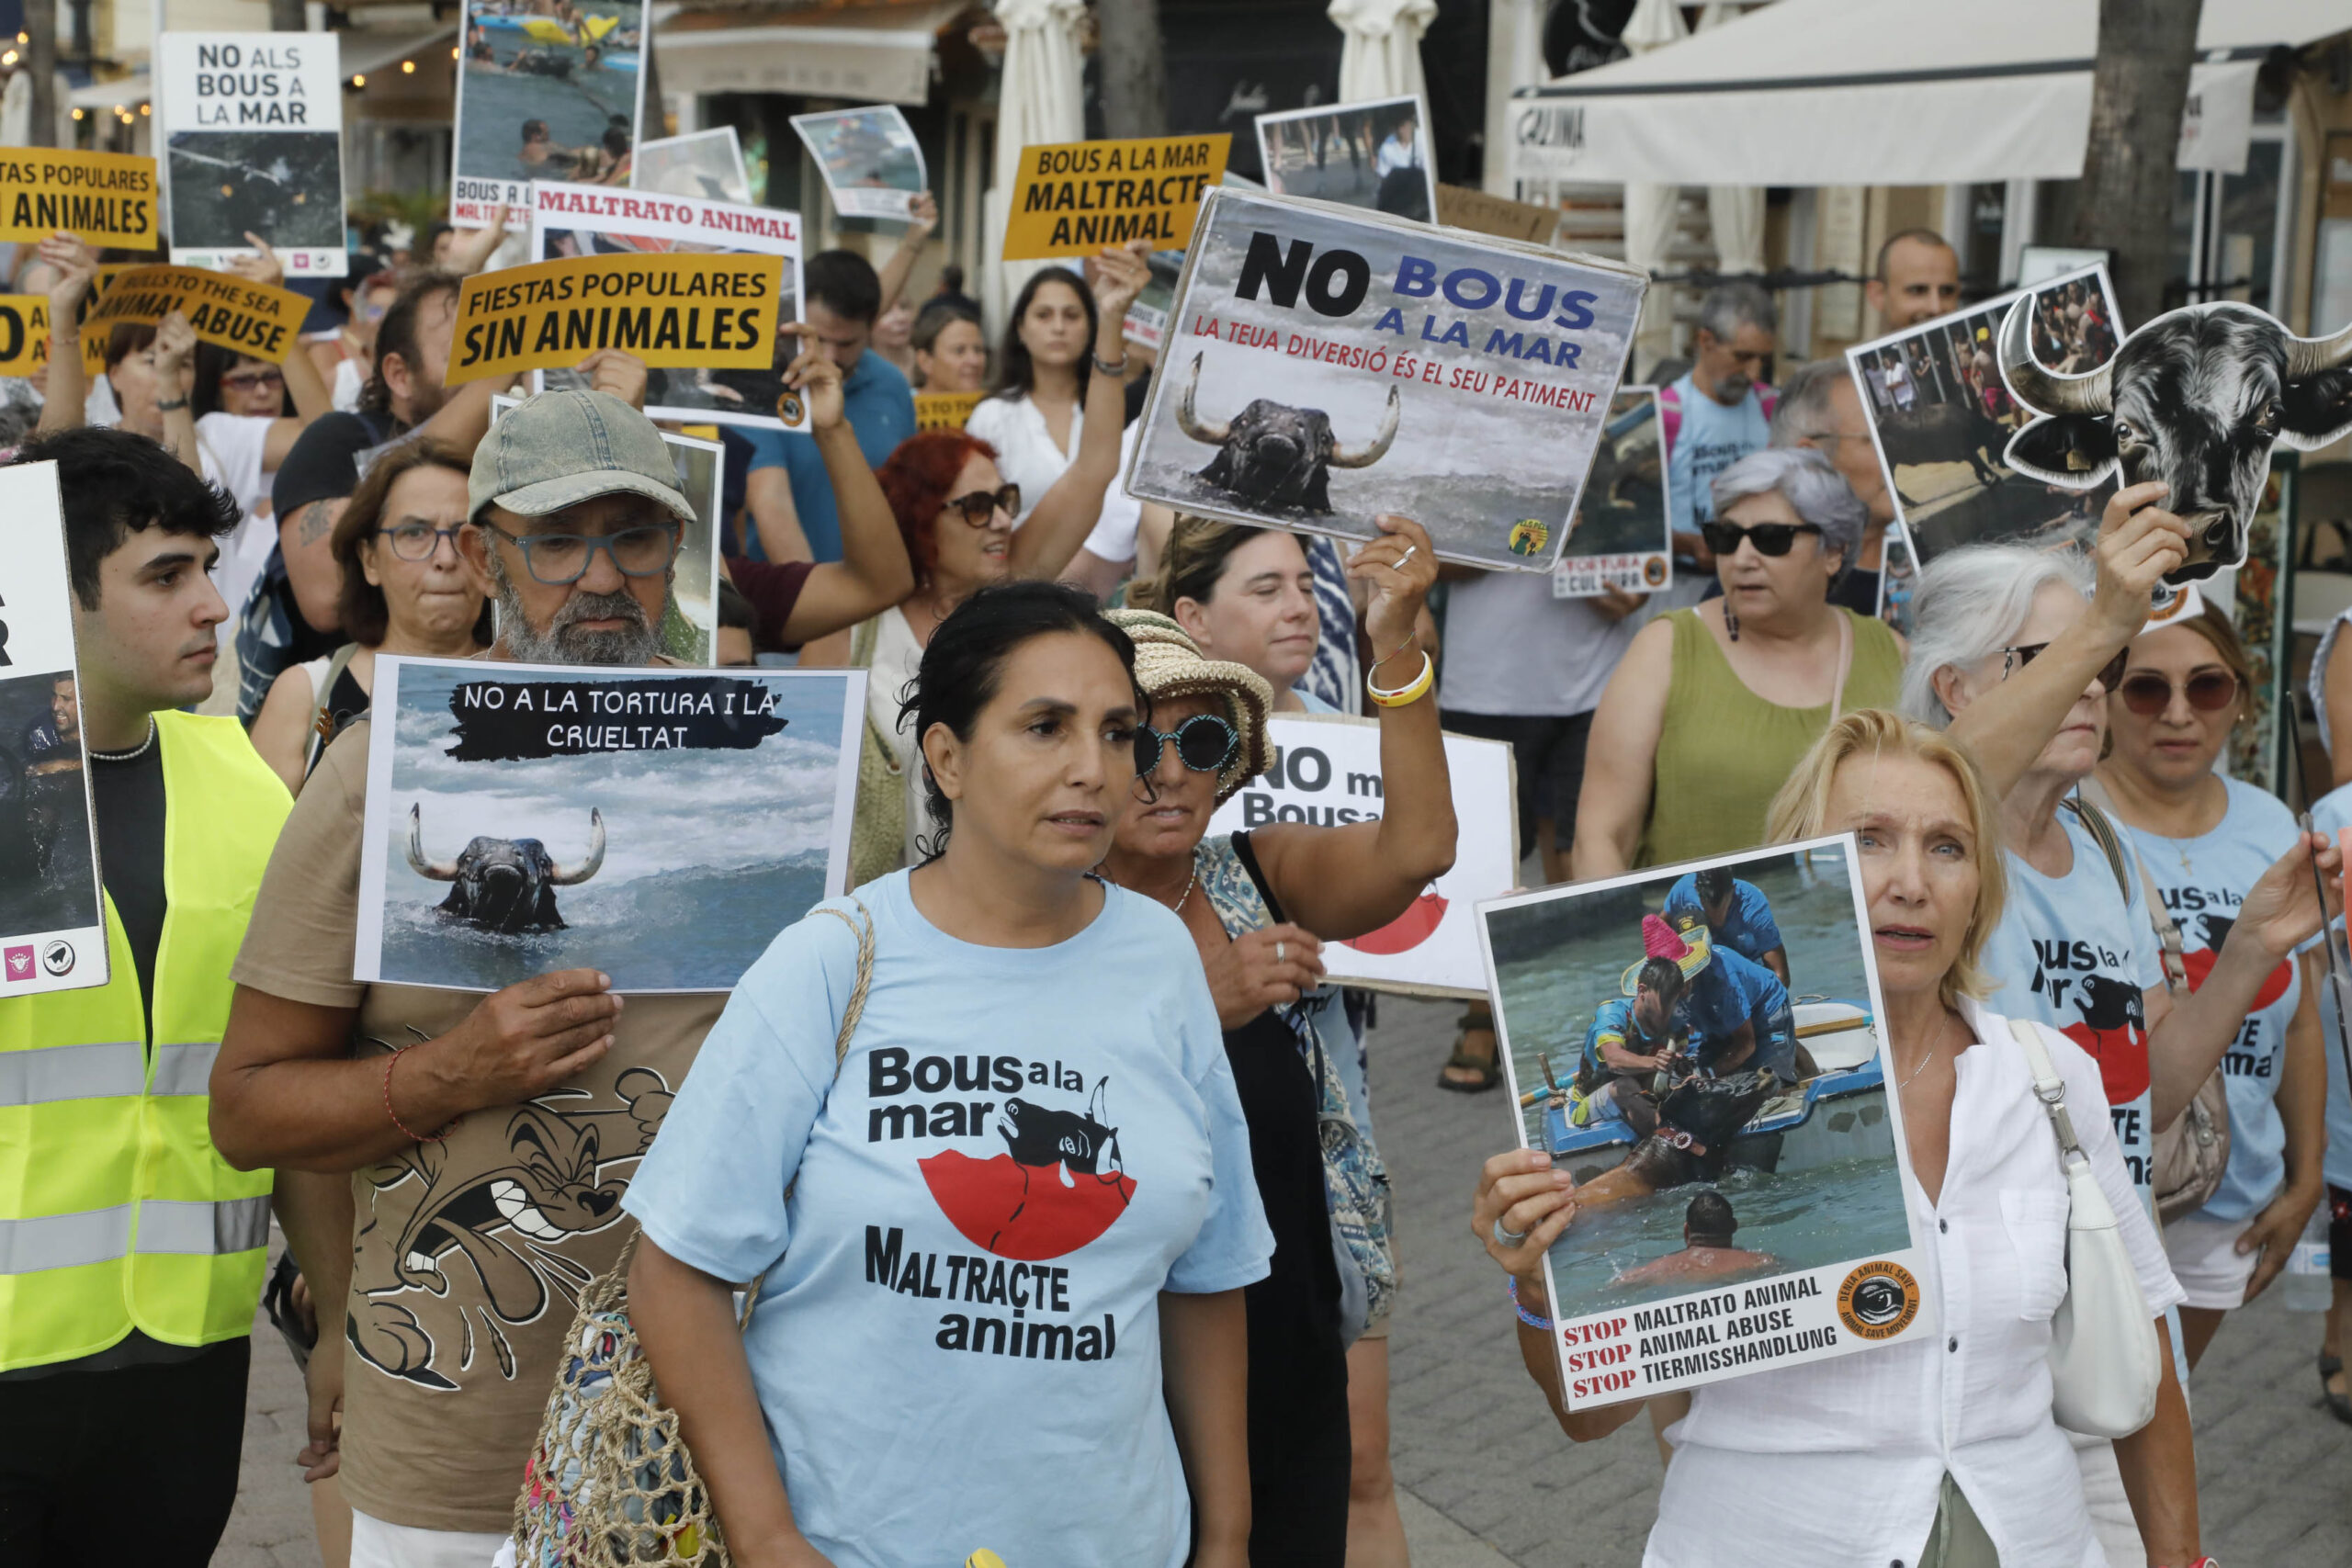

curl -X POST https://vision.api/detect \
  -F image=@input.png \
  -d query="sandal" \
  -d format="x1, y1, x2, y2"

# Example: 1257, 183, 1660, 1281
1439, 1025, 1503, 1094
2324, 1354, 2352, 1426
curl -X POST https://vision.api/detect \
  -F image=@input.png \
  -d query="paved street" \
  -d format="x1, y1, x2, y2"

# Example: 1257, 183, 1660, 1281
220, 991, 2352, 1565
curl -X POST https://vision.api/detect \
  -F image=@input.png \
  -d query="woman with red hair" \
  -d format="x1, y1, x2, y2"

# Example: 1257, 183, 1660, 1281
841, 243, 1151, 886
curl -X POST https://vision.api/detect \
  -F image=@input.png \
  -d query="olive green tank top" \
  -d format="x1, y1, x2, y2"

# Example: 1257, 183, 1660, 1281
1637, 606, 1904, 867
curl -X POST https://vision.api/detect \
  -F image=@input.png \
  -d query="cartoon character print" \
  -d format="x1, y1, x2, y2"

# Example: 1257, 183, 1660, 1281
2178, 912, 2293, 1010
920, 1077, 1136, 1261
2056, 971, 2151, 1106
347, 1034, 673, 1390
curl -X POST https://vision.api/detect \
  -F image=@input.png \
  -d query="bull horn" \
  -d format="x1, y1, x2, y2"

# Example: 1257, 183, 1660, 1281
404, 805, 460, 882
548, 807, 605, 886
1997, 295, 2109, 416
2287, 317, 2352, 379
1329, 385, 1402, 469
1171, 353, 1229, 446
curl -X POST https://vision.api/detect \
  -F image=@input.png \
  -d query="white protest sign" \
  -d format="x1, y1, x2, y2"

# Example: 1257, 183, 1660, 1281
1206, 713, 1516, 998
159, 32, 347, 276
1552, 385, 1671, 599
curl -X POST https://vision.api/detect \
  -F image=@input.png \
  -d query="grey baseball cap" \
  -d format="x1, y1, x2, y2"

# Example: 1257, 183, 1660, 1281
468, 388, 693, 524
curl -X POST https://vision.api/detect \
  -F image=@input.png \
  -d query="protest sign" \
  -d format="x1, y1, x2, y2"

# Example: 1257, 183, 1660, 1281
632, 127, 752, 204
0, 295, 54, 376
1552, 386, 1670, 599
914, 389, 984, 433
1206, 714, 1514, 998
0, 462, 108, 998
1122, 249, 1184, 350
1125, 186, 1645, 571
1478, 836, 1935, 1411
1001, 135, 1229, 260
0, 149, 159, 248
158, 31, 347, 276
1846, 263, 2121, 570
449, 0, 647, 227
82, 265, 310, 366
445, 250, 784, 389
1254, 96, 1437, 226
790, 106, 926, 221
1436, 183, 1559, 246
526, 179, 803, 430
356, 657, 864, 992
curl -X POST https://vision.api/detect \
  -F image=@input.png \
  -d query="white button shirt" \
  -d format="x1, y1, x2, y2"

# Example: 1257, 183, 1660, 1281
1641, 999, 2185, 1568
964, 390, 1080, 527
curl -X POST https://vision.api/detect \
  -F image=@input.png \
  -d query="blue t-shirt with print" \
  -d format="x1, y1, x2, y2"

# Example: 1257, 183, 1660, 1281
1580, 995, 1667, 1084
741, 350, 917, 563
1675, 945, 1794, 1078
2122, 777, 2303, 1224
1660, 874, 1784, 969
622, 871, 1273, 1568
2302, 784, 2352, 1192
1665, 371, 1772, 537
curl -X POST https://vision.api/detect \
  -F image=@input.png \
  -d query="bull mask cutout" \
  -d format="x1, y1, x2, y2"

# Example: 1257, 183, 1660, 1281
1172, 351, 1402, 515
1997, 298, 2352, 584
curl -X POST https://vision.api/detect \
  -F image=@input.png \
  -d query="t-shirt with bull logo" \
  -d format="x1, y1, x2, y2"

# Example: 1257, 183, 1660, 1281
2120, 778, 2302, 1226
1978, 807, 2168, 1199
622, 870, 1273, 1568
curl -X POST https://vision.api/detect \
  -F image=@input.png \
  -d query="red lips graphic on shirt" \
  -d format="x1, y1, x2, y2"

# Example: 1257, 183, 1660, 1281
919, 1152, 1136, 1260
1339, 889, 1449, 955
2178, 947, 2292, 1010
2059, 972, 2151, 1103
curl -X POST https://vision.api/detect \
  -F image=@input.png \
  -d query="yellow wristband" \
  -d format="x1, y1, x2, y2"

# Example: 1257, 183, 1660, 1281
1367, 649, 1434, 707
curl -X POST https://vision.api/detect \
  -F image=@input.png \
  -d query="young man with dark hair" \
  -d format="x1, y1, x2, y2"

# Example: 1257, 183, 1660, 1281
741, 248, 917, 565
0, 428, 294, 1565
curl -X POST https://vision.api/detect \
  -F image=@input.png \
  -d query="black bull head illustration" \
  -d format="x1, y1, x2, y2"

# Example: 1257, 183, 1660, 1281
1997, 299, 2352, 582
405, 805, 606, 933
1172, 352, 1401, 513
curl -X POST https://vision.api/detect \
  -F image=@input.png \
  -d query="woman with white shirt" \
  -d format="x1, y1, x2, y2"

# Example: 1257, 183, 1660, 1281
1473, 708, 2204, 1568
965, 265, 1102, 525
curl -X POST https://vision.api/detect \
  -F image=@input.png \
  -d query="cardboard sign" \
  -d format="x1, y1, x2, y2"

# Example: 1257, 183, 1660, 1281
1552, 386, 1670, 598
158, 31, 348, 276
526, 179, 803, 430
1204, 714, 1515, 998
1437, 183, 1559, 246
1478, 836, 1936, 1410
1253, 95, 1438, 227
446, 251, 784, 389
0, 295, 55, 376
82, 264, 310, 365
1001, 135, 1230, 260
790, 106, 927, 221
1125, 186, 1645, 571
0, 461, 110, 998
0, 149, 160, 247
356, 657, 865, 992
449, 0, 649, 227
914, 389, 984, 433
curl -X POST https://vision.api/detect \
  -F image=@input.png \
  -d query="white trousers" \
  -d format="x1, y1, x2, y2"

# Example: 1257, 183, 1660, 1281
348, 1509, 508, 1568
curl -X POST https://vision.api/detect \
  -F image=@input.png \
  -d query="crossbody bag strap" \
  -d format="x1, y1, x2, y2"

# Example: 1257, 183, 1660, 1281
305, 642, 363, 772
1827, 609, 1853, 724
2009, 1015, 2088, 1167
2072, 778, 2190, 996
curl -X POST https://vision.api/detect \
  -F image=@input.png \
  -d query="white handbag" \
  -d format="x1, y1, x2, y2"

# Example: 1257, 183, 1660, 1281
2008, 1018, 2164, 1438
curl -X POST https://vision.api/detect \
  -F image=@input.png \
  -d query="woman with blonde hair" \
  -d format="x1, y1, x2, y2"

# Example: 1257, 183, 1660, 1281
1474, 708, 2198, 1566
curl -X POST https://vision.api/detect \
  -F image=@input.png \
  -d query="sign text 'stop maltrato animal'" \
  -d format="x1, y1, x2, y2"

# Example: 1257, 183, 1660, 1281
1997, 299, 2352, 582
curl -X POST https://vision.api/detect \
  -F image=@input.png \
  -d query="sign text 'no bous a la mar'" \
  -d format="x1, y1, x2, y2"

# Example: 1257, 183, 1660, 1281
0, 151, 159, 248
158, 32, 349, 275
1001, 135, 1230, 260
447, 252, 785, 387
81, 265, 311, 365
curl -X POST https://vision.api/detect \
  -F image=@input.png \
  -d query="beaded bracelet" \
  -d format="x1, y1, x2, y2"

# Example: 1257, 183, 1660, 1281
1508, 1276, 1554, 1330
383, 1046, 447, 1145
1366, 649, 1434, 708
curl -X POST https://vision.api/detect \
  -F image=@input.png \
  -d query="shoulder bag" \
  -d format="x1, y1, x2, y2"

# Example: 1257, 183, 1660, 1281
2007, 1015, 2164, 1438
511, 898, 876, 1568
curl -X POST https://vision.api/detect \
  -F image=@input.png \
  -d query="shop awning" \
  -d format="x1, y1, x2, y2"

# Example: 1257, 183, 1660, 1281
1506, 0, 2352, 188
655, 0, 972, 106
68, 72, 147, 112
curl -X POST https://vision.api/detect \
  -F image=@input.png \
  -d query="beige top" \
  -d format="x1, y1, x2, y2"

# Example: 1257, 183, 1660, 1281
230, 719, 724, 1534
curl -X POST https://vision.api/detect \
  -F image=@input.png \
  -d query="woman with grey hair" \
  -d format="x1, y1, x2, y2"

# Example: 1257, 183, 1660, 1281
1905, 496, 2338, 1568
1573, 446, 1900, 874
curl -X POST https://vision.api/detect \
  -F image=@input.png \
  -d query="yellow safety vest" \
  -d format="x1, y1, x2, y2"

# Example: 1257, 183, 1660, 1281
0, 711, 292, 1372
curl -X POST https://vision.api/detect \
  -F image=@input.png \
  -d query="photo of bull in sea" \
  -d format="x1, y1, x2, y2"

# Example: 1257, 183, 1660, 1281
356, 659, 864, 993
167, 130, 345, 254
0, 668, 100, 947
1846, 264, 2123, 570
1477, 839, 1922, 1339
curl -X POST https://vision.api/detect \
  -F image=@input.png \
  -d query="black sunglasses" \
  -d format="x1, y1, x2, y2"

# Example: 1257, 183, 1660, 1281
1999, 641, 2131, 693
1135, 713, 1238, 777
1700, 520, 1821, 558
944, 483, 1020, 526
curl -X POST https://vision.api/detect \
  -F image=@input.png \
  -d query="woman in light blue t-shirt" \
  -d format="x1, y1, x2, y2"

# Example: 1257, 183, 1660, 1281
625, 581, 1272, 1568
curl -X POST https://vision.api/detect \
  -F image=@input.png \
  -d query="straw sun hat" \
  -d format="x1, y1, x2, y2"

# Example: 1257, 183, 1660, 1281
1104, 609, 1275, 804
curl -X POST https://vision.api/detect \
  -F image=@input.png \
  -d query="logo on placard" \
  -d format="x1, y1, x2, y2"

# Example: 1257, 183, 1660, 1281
1508, 519, 1549, 557
1642, 555, 1668, 587
1837, 1261, 1920, 1339
3, 946, 32, 982
776, 389, 807, 425
40, 941, 74, 976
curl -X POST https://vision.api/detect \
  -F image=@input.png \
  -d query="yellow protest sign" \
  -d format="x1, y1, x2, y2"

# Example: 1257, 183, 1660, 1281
447, 253, 786, 389
915, 389, 984, 432
0, 295, 53, 376
1001, 135, 1230, 260
80, 265, 311, 365
0, 149, 160, 247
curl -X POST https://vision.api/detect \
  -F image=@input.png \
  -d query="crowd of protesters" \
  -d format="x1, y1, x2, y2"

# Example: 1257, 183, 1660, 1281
2, 185, 2347, 1568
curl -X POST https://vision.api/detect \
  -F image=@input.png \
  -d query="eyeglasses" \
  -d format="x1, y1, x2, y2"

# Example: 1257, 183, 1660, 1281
220, 369, 284, 392
1699, 520, 1821, 558
378, 522, 464, 561
477, 518, 680, 585
1998, 641, 2131, 693
1134, 713, 1238, 778
2118, 670, 2239, 717
943, 483, 1020, 526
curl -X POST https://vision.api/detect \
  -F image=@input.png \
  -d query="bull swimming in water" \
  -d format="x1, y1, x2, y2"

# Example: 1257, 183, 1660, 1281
404, 805, 606, 934
1172, 352, 1401, 513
